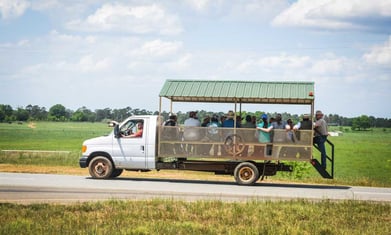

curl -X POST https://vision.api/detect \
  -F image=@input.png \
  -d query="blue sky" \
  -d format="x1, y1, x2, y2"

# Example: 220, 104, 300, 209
0, 0, 390, 117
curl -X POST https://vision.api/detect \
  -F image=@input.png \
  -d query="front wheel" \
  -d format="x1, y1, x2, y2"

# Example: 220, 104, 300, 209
234, 162, 260, 185
110, 169, 123, 178
89, 156, 113, 179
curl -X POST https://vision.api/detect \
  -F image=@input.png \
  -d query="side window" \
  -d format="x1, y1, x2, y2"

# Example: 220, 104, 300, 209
120, 119, 144, 138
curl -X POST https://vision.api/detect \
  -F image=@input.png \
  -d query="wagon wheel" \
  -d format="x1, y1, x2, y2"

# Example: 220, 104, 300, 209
224, 134, 245, 156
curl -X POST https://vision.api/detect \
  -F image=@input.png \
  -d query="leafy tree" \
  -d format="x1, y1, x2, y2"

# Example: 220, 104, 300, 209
0, 104, 14, 122
112, 107, 131, 121
48, 104, 67, 121
15, 107, 29, 121
352, 115, 371, 131
71, 106, 95, 122
26, 104, 48, 120
96, 108, 112, 122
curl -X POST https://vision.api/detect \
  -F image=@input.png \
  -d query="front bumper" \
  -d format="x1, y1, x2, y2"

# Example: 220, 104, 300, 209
79, 156, 89, 168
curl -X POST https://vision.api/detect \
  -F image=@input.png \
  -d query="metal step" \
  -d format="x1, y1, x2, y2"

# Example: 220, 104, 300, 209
311, 159, 333, 179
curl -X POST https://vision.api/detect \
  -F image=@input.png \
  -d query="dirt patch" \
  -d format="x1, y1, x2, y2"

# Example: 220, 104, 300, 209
28, 122, 36, 129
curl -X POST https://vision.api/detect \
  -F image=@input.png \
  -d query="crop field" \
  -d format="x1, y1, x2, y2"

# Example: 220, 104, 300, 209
0, 122, 390, 187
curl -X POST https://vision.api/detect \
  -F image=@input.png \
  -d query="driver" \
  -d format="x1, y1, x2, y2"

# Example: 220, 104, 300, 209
123, 122, 143, 138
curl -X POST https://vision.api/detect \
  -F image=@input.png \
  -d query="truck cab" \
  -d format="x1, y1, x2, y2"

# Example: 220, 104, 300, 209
79, 115, 158, 178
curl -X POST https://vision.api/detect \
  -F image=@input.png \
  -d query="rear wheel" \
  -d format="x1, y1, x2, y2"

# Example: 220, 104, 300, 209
234, 162, 259, 185
110, 169, 123, 178
88, 156, 113, 179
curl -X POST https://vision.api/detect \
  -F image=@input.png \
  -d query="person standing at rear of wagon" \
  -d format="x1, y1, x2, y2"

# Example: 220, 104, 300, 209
313, 110, 329, 169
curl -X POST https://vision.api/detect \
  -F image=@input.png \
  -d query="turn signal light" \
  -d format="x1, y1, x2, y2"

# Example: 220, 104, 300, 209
309, 91, 314, 96
82, 145, 87, 153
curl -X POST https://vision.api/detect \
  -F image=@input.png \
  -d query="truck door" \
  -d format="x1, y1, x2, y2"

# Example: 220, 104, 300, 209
112, 118, 148, 169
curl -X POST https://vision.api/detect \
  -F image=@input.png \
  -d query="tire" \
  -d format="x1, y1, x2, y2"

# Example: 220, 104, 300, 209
234, 162, 260, 185
110, 169, 123, 178
88, 156, 114, 179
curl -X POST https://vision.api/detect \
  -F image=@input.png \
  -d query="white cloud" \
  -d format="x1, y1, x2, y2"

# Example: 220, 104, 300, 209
185, 0, 214, 11
136, 39, 183, 57
20, 55, 111, 76
363, 36, 391, 66
167, 53, 192, 71
0, 39, 30, 48
184, 0, 289, 22
0, 0, 30, 19
272, 0, 391, 31
236, 54, 311, 73
30, 0, 60, 10
78, 55, 111, 72
228, 0, 289, 21
310, 55, 348, 74
66, 3, 182, 35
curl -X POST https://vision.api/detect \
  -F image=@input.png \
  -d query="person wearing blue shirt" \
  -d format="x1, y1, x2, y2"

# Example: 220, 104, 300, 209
257, 114, 272, 143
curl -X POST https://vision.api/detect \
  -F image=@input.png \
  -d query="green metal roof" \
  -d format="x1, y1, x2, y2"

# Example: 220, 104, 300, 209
159, 80, 314, 104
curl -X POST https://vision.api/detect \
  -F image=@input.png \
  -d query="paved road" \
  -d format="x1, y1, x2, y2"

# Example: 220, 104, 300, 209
0, 172, 390, 203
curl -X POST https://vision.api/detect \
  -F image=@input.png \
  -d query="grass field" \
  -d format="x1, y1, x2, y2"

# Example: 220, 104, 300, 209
0, 122, 390, 187
1, 199, 390, 234
0, 122, 109, 151
0, 122, 390, 234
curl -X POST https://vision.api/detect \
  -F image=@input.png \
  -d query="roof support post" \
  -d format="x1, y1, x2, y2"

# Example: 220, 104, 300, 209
234, 99, 237, 128
239, 101, 242, 118
158, 97, 162, 157
310, 100, 315, 148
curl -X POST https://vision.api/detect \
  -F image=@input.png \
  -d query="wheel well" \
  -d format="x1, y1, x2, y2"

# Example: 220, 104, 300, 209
87, 152, 115, 167
237, 160, 266, 174
235, 160, 257, 167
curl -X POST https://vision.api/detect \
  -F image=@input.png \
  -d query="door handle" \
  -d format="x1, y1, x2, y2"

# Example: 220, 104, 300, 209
140, 145, 145, 151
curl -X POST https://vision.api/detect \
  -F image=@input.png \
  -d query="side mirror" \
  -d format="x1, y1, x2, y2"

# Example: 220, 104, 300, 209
108, 120, 119, 127
113, 124, 121, 138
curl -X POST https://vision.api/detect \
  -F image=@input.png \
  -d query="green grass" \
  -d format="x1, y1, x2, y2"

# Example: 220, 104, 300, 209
0, 122, 390, 187
0, 122, 109, 151
0, 122, 109, 167
0, 199, 390, 235
290, 129, 391, 187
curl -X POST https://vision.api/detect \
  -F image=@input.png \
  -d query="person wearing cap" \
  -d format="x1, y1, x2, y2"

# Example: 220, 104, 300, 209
292, 114, 313, 144
255, 113, 272, 157
204, 114, 221, 156
183, 111, 201, 154
313, 110, 329, 169
261, 113, 290, 143
222, 110, 240, 128
161, 113, 181, 155
184, 111, 200, 127
293, 114, 312, 130
164, 113, 178, 127
271, 113, 287, 130
257, 114, 272, 143
241, 115, 256, 157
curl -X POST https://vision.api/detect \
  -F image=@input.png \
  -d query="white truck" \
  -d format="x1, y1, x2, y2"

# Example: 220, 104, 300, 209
79, 80, 334, 185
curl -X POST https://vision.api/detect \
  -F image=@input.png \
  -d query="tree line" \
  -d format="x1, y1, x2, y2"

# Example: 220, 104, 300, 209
1, 104, 390, 129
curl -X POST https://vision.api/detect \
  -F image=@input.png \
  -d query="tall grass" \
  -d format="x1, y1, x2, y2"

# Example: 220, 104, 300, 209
0, 199, 390, 234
